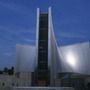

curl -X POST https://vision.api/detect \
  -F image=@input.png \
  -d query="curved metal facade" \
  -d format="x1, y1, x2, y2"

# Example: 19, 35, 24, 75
58, 42, 90, 75
16, 45, 36, 72
16, 42, 90, 75
16, 7, 90, 77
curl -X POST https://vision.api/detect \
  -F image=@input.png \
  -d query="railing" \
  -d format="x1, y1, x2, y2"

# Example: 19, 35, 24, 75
12, 87, 74, 90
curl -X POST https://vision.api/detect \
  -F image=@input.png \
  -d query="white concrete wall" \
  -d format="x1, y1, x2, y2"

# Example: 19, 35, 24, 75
0, 74, 15, 87
0, 72, 32, 87
15, 72, 32, 86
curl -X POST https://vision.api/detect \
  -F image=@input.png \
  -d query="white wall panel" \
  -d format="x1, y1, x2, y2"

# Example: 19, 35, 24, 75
58, 42, 90, 75
16, 45, 36, 72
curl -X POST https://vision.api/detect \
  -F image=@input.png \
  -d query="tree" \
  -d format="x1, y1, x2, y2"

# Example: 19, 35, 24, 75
8, 66, 14, 75
3, 67, 8, 73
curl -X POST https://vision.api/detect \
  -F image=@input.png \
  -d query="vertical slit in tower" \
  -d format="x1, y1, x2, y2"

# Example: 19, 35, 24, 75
36, 13, 49, 86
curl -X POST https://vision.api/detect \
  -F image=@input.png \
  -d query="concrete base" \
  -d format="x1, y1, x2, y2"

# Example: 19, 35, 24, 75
12, 87, 74, 90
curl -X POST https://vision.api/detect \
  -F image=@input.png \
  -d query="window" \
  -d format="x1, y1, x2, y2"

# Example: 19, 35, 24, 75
2, 83, 5, 86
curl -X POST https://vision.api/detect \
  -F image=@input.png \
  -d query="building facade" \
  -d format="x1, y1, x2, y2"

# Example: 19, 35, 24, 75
0, 7, 90, 88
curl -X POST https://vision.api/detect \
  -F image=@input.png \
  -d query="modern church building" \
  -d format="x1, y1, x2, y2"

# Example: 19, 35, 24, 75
15, 7, 90, 88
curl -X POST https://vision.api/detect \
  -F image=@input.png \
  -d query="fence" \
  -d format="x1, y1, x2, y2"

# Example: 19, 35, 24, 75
12, 87, 74, 90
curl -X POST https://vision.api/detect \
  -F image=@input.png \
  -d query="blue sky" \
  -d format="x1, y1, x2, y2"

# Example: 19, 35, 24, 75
0, 0, 90, 69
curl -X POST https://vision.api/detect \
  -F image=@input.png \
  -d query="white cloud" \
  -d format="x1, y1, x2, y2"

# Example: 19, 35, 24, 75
23, 39, 35, 43
58, 32, 87, 39
0, 1, 30, 15
4, 52, 13, 56
0, 25, 35, 44
0, 25, 35, 34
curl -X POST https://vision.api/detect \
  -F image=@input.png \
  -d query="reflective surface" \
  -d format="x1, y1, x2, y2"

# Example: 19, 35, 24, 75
16, 42, 90, 75
16, 45, 36, 72
58, 42, 90, 75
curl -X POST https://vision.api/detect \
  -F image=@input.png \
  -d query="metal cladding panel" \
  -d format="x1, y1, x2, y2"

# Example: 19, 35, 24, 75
16, 45, 36, 72
48, 7, 61, 85
49, 23, 61, 78
58, 42, 90, 75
